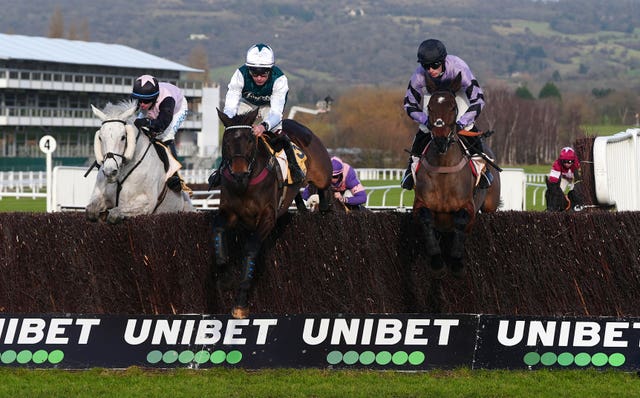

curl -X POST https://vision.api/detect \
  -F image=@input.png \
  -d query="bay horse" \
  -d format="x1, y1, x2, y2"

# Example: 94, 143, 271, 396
545, 177, 586, 212
213, 108, 332, 318
86, 100, 194, 224
413, 72, 501, 277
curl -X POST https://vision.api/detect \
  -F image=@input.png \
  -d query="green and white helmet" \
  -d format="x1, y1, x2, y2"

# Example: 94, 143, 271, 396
245, 44, 275, 68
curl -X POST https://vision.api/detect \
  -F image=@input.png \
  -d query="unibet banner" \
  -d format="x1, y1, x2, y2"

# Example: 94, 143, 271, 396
0, 314, 638, 370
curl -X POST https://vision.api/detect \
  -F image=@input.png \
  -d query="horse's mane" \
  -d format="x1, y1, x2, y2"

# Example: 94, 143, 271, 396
100, 99, 138, 121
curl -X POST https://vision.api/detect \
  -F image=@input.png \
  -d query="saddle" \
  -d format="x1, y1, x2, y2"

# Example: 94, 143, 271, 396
262, 137, 307, 185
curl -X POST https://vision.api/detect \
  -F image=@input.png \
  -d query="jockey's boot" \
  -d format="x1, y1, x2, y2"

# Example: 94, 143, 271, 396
167, 172, 182, 192
401, 158, 415, 190
281, 135, 305, 184
479, 168, 493, 189
401, 129, 430, 190
208, 167, 221, 190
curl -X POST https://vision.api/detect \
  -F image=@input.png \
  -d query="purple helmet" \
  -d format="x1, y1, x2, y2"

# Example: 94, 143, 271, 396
331, 157, 344, 176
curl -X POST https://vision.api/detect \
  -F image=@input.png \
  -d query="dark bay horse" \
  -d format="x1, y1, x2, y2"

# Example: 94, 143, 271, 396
213, 108, 332, 318
545, 177, 586, 212
413, 72, 501, 277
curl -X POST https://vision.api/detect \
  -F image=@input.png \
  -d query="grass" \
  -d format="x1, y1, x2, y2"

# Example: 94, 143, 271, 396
0, 367, 637, 397
0, 196, 46, 212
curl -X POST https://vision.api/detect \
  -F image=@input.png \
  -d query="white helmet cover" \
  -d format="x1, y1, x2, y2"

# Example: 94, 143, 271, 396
245, 44, 275, 68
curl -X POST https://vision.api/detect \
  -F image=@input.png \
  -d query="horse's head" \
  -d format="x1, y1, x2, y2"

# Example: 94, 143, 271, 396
91, 100, 138, 183
217, 108, 261, 189
545, 176, 570, 212
425, 72, 462, 154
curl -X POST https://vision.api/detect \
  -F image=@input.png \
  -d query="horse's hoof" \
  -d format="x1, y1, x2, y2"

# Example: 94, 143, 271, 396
231, 306, 250, 319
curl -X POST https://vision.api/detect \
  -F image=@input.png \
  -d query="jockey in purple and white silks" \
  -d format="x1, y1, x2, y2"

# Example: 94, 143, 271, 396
208, 43, 305, 189
401, 39, 492, 191
302, 157, 367, 210
131, 74, 189, 192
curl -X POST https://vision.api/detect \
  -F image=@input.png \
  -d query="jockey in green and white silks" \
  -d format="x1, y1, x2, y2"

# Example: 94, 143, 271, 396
209, 43, 304, 189
223, 64, 288, 131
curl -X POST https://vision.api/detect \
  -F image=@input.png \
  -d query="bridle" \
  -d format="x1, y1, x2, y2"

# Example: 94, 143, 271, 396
427, 91, 460, 153
100, 119, 129, 168
222, 124, 259, 177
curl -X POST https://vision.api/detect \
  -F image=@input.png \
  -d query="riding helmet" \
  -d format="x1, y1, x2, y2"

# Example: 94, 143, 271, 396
417, 39, 448, 65
558, 146, 576, 160
132, 75, 160, 102
245, 44, 275, 68
331, 157, 344, 177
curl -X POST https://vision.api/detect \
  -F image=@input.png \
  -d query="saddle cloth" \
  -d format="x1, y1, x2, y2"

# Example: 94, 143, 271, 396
264, 141, 307, 184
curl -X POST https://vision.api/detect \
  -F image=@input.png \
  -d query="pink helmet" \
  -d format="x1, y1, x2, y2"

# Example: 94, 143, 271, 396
559, 146, 576, 160
331, 157, 344, 176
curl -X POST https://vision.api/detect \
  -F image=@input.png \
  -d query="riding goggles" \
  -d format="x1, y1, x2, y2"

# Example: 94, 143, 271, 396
249, 67, 271, 77
421, 61, 443, 70
562, 160, 574, 164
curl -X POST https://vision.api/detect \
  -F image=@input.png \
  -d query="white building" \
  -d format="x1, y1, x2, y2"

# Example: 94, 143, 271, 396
0, 33, 220, 170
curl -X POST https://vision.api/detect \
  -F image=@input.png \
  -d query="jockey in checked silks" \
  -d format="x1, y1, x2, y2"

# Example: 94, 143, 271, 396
401, 38, 494, 191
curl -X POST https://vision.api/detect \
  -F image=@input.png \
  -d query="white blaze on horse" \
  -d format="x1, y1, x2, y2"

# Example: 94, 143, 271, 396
86, 100, 194, 224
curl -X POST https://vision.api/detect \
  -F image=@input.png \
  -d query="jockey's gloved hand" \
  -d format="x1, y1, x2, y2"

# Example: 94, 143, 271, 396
134, 118, 151, 132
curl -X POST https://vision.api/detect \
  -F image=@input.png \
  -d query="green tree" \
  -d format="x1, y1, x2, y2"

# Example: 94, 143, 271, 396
538, 82, 561, 100
515, 86, 535, 100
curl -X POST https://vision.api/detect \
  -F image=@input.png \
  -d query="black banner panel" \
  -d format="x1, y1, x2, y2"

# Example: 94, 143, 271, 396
1, 314, 638, 370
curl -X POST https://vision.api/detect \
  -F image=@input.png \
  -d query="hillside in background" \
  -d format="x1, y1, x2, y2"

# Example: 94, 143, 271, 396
1, 0, 639, 103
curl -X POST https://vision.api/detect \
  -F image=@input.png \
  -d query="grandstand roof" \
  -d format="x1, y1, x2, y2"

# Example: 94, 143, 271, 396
0, 33, 201, 73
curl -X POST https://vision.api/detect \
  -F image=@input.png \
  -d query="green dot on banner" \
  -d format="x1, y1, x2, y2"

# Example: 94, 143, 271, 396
32, 350, 48, 364
342, 351, 359, 365
147, 351, 163, 364
523, 352, 540, 366
163, 350, 179, 364
48, 350, 64, 364
326, 351, 342, 365
591, 353, 608, 367
226, 350, 242, 364
540, 352, 557, 366
194, 350, 210, 364
359, 351, 376, 365
17, 350, 32, 364
210, 350, 226, 364
557, 352, 574, 366
178, 350, 195, 364
608, 353, 625, 367
408, 351, 425, 365
376, 351, 392, 365
1, 350, 17, 364
392, 351, 409, 365
574, 352, 591, 367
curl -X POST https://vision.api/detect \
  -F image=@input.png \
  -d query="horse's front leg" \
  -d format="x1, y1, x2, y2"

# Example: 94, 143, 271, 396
449, 208, 473, 278
417, 207, 445, 276
232, 230, 261, 319
86, 174, 113, 222
106, 193, 155, 224
212, 212, 231, 266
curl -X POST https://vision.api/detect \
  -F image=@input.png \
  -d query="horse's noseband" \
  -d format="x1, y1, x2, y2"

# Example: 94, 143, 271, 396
434, 118, 446, 128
